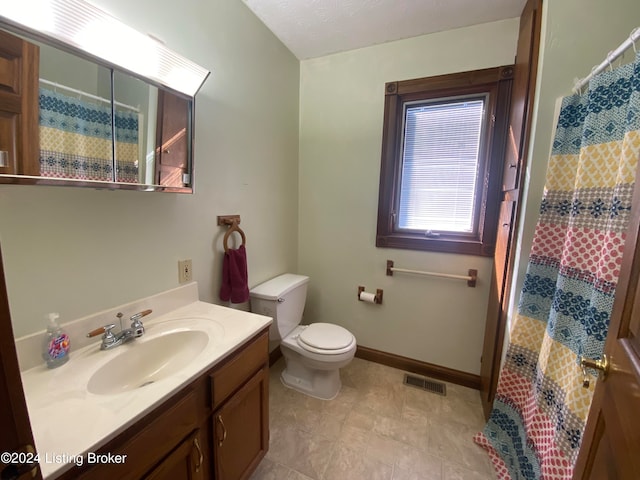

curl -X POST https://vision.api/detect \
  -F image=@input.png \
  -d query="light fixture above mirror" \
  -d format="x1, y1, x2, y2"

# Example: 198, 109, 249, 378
0, 0, 210, 96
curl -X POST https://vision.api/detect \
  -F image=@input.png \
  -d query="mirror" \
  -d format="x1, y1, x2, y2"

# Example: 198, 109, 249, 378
0, 4, 206, 192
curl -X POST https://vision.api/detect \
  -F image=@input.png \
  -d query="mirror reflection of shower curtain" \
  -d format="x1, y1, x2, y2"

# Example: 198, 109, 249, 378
114, 106, 140, 183
39, 87, 139, 182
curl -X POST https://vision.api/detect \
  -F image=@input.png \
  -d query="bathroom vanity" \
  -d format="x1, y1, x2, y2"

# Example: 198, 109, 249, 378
15, 284, 271, 480
62, 329, 269, 480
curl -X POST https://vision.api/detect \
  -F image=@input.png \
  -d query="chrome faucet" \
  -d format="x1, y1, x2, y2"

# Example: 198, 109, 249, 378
87, 309, 152, 350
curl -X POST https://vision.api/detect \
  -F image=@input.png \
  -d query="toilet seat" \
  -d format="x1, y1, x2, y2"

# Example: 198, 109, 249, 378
297, 323, 355, 355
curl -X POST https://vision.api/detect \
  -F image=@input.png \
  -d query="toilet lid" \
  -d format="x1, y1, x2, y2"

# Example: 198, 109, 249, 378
298, 323, 354, 351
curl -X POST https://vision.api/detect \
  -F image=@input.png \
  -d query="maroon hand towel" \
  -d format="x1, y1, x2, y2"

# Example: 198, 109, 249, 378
219, 245, 249, 303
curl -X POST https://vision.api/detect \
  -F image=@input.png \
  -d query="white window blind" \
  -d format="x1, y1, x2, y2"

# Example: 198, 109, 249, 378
398, 98, 485, 233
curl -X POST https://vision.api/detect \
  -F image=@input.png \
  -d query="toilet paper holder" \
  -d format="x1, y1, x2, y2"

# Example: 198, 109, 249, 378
357, 286, 383, 304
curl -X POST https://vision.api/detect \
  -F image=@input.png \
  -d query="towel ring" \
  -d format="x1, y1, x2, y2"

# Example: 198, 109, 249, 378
223, 219, 246, 253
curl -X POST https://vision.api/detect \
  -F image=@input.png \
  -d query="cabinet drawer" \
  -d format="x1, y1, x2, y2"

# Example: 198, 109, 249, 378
75, 389, 200, 480
210, 331, 268, 409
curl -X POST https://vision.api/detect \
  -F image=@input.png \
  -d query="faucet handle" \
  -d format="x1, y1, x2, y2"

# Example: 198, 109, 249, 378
87, 323, 116, 338
129, 309, 151, 338
130, 309, 152, 323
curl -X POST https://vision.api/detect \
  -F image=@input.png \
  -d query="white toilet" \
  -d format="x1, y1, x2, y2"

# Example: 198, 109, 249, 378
250, 273, 356, 400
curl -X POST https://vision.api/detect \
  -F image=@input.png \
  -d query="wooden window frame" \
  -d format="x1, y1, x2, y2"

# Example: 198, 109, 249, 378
376, 66, 514, 256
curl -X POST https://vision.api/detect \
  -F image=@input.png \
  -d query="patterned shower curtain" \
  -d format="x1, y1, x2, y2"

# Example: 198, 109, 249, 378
39, 87, 139, 183
474, 52, 640, 479
114, 106, 141, 183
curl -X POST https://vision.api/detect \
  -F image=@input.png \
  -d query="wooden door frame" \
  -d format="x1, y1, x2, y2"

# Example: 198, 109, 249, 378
0, 243, 41, 479
480, 0, 543, 417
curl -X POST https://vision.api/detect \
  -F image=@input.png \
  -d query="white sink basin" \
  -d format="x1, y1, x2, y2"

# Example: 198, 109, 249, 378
87, 330, 209, 395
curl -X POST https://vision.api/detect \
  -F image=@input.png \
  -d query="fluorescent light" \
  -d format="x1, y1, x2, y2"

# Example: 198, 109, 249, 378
74, 18, 160, 79
1, 1, 55, 32
0, 0, 209, 96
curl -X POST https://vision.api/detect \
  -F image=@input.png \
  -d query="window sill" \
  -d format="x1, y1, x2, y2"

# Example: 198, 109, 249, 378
376, 233, 494, 256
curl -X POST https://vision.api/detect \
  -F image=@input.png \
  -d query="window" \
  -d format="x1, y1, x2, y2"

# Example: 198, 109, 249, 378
376, 66, 513, 256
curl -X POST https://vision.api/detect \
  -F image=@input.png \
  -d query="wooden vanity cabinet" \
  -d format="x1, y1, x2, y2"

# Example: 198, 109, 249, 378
57, 328, 269, 480
210, 332, 269, 480
66, 376, 210, 480
143, 428, 207, 480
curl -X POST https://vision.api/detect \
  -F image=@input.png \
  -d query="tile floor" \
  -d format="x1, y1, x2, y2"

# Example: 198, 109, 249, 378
251, 357, 496, 480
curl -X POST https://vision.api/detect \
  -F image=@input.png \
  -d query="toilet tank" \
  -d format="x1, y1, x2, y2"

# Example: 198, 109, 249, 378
249, 274, 309, 340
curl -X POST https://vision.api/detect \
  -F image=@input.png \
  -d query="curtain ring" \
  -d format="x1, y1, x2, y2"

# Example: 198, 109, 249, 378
607, 51, 614, 71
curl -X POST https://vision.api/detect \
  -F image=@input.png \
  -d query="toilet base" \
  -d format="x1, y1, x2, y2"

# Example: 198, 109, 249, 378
277, 325, 356, 400
280, 355, 342, 400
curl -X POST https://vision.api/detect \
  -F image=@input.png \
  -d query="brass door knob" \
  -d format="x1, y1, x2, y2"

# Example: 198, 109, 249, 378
580, 354, 610, 388
0, 444, 38, 479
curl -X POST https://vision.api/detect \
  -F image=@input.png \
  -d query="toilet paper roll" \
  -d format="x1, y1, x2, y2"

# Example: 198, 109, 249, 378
359, 291, 378, 303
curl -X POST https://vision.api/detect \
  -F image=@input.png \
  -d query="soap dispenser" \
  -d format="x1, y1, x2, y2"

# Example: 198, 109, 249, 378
42, 313, 70, 368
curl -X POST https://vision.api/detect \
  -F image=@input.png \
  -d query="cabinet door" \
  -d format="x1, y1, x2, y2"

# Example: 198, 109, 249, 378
501, 0, 540, 191
154, 90, 190, 187
479, 200, 515, 415
213, 367, 269, 480
143, 430, 205, 480
0, 30, 39, 176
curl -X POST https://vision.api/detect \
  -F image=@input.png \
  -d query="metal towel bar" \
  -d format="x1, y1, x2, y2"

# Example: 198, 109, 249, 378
386, 260, 477, 287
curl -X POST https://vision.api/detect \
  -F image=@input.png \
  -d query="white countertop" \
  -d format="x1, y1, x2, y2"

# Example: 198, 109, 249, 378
20, 300, 271, 479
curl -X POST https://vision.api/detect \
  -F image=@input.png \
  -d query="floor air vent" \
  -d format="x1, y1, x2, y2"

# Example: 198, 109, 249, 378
403, 374, 446, 396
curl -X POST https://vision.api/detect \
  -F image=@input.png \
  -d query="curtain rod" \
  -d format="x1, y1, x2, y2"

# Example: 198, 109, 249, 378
573, 27, 640, 93
39, 78, 140, 113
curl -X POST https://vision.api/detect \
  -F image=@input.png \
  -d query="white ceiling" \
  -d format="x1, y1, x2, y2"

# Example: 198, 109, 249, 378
242, 0, 526, 60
